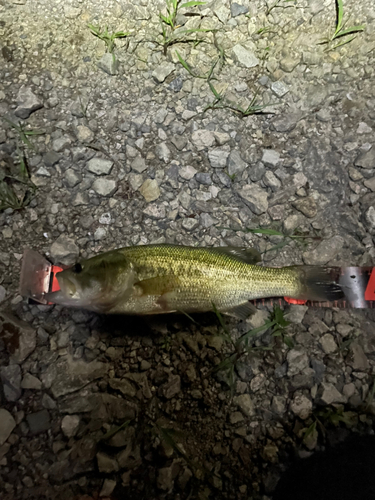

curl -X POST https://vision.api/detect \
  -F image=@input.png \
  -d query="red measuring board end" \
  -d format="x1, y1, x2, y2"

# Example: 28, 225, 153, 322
284, 297, 308, 305
50, 266, 63, 292
364, 269, 375, 301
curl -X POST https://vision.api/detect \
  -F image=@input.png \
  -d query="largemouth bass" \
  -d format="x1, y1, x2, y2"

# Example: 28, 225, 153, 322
45, 244, 343, 318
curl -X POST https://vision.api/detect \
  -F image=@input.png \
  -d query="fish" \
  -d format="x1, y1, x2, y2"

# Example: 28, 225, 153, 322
45, 244, 343, 318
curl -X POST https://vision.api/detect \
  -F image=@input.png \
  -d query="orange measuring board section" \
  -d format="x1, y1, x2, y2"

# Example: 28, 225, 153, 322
284, 297, 308, 305
50, 266, 63, 292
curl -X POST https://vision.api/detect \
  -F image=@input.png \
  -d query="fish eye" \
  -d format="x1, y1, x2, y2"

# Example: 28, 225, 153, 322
72, 263, 83, 274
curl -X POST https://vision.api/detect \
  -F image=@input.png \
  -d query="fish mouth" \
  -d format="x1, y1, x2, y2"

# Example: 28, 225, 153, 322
45, 274, 81, 306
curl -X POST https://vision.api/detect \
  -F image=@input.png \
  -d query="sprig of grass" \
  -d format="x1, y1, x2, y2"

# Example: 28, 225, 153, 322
318, 0, 364, 51
158, 0, 209, 54
219, 225, 321, 255
3, 117, 45, 151
88, 24, 129, 56
302, 405, 357, 447
100, 419, 131, 442
0, 148, 36, 211
266, 0, 297, 16
270, 305, 293, 348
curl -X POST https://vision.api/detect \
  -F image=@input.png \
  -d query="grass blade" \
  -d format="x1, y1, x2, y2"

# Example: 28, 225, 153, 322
175, 50, 197, 77
334, 25, 365, 37
179, 1, 206, 7
329, 35, 356, 50
335, 0, 344, 34
100, 420, 131, 442
237, 319, 276, 348
245, 227, 284, 236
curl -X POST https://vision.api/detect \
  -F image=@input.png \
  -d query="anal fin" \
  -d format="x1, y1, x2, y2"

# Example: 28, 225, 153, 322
224, 301, 257, 320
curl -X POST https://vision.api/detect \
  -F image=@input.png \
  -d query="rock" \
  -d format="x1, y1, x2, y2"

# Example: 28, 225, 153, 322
87, 158, 113, 175
40, 354, 107, 398
97, 452, 119, 473
100, 479, 117, 497
320, 383, 346, 404
44, 151, 60, 167
156, 142, 171, 163
287, 349, 309, 376
50, 235, 79, 265
0, 285, 6, 303
232, 44, 259, 68
234, 394, 255, 416
143, 203, 166, 219
354, 147, 375, 169
179, 165, 197, 180
231, 2, 249, 17
162, 375, 181, 399
228, 150, 247, 176
200, 213, 218, 228
0, 311, 36, 363
271, 113, 301, 132
290, 392, 312, 419
21, 373, 42, 390
365, 207, 375, 229
26, 409, 50, 435
356, 122, 372, 134
208, 148, 230, 168
152, 63, 174, 83
76, 125, 94, 143
131, 156, 148, 173
364, 177, 375, 191
285, 305, 308, 324
15, 86, 43, 118
92, 178, 117, 196
302, 236, 344, 265
140, 179, 160, 202
1, 364, 22, 401
271, 81, 289, 97
97, 53, 118, 75
279, 57, 300, 73
263, 171, 281, 191
271, 396, 286, 415
238, 184, 268, 214
52, 136, 71, 152
191, 129, 215, 150
0, 409, 16, 446
157, 466, 173, 491
169, 77, 183, 92
61, 415, 80, 438
246, 309, 269, 329
109, 378, 136, 397
262, 149, 280, 167
182, 218, 199, 231
195, 173, 212, 185
347, 343, 369, 371
319, 334, 337, 354
292, 197, 317, 218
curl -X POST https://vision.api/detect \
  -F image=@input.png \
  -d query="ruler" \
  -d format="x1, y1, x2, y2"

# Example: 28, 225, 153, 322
19, 248, 375, 309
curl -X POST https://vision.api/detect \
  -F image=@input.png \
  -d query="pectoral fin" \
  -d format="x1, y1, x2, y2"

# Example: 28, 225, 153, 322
134, 275, 182, 311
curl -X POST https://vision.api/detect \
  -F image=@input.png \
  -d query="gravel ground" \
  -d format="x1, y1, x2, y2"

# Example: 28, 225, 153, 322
1, 0, 375, 499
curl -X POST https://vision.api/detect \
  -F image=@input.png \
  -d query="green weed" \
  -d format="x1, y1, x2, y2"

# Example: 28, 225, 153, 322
100, 419, 131, 442
88, 24, 129, 58
319, 0, 364, 51
3, 117, 45, 151
158, 0, 210, 55
266, 0, 298, 16
176, 47, 276, 118
302, 405, 357, 447
270, 305, 293, 348
0, 148, 36, 211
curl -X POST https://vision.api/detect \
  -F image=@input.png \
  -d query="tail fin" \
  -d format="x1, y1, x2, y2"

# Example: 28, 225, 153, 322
294, 266, 344, 302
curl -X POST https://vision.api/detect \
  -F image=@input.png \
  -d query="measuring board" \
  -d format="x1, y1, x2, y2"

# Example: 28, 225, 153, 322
19, 248, 375, 309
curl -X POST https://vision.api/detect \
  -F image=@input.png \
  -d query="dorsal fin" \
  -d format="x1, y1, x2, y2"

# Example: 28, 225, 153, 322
212, 247, 261, 265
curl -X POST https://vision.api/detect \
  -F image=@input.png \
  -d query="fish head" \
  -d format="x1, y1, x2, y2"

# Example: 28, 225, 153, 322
47, 251, 135, 312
